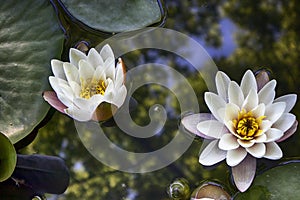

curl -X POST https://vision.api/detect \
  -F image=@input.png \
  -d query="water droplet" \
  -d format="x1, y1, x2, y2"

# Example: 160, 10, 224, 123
32, 196, 43, 200
154, 105, 161, 112
167, 178, 190, 200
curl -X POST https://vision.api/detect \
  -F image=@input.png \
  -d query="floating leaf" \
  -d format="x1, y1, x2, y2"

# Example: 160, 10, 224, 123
12, 154, 69, 194
0, 132, 16, 182
0, 1, 64, 143
59, 0, 164, 32
234, 162, 300, 199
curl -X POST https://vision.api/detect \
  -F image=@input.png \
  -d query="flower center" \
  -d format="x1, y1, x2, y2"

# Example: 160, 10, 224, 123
80, 80, 106, 99
233, 110, 265, 140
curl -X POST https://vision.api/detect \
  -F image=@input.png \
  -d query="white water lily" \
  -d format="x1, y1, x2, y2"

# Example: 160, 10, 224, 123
43, 44, 127, 122
182, 69, 297, 192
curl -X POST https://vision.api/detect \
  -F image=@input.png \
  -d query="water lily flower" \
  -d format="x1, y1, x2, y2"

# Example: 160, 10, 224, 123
182, 69, 298, 192
43, 45, 127, 122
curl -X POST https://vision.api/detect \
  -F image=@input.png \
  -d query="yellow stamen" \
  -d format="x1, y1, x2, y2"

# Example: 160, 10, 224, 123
80, 80, 106, 99
233, 109, 265, 140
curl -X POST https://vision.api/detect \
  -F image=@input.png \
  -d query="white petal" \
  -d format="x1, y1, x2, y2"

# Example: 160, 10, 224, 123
215, 71, 231, 101
181, 113, 215, 139
264, 142, 282, 160
104, 56, 115, 79
59, 83, 74, 99
49, 76, 62, 94
251, 103, 265, 118
232, 155, 256, 192
254, 134, 267, 143
102, 79, 115, 104
265, 102, 286, 123
240, 70, 257, 97
218, 134, 239, 150
74, 96, 103, 113
265, 128, 284, 142
69, 48, 87, 68
57, 78, 71, 89
246, 143, 266, 158
49, 78, 73, 107
104, 78, 114, 93
102, 93, 114, 105
217, 107, 226, 122
237, 139, 255, 148
228, 81, 244, 108
197, 120, 228, 139
65, 107, 93, 122
115, 61, 125, 88
274, 94, 297, 113
204, 92, 226, 122
261, 120, 272, 132
226, 147, 247, 167
51, 59, 66, 80
92, 65, 106, 83
224, 120, 236, 135
57, 77, 69, 86
113, 85, 127, 107
56, 94, 73, 108
72, 97, 90, 109
199, 140, 226, 166
273, 113, 296, 132
99, 44, 114, 61
69, 81, 81, 97
79, 60, 95, 82
242, 88, 258, 111
87, 48, 104, 69
89, 95, 105, 110
63, 62, 79, 84
277, 120, 298, 142
258, 80, 276, 105
224, 103, 240, 122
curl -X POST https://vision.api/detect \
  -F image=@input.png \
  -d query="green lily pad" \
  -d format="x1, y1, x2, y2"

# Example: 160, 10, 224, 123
0, 1, 64, 143
234, 162, 300, 199
0, 132, 16, 182
60, 0, 164, 32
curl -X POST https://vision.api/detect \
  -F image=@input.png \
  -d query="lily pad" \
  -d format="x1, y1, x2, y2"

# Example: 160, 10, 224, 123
234, 162, 300, 199
0, 1, 64, 143
0, 132, 16, 182
60, 0, 164, 32
13, 154, 69, 194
